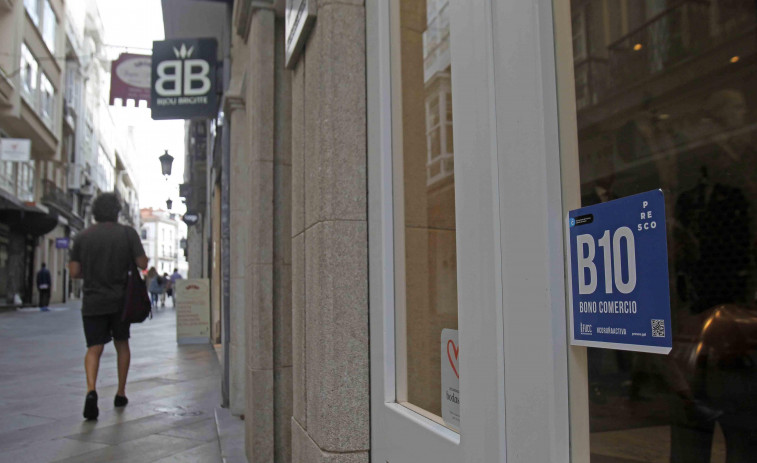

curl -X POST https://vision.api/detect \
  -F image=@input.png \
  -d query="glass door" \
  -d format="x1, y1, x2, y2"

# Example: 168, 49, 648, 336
557, 1, 757, 462
368, 0, 509, 461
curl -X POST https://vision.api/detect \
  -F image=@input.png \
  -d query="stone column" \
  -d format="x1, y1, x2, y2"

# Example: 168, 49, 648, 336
244, 7, 276, 463
227, 90, 248, 417
291, 2, 369, 462
273, 15, 293, 463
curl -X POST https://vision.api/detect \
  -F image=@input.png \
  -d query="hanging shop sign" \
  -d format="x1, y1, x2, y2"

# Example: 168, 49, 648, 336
567, 189, 672, 354
285, 0, 316, 69
0, 138, 31, 162
151, 38, 218, 120
109, 53, 152, 107
440, 329, 460, 430
55, 237, 70, 249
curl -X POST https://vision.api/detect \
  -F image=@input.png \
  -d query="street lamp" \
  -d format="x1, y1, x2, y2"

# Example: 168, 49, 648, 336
159, 150, 174, 178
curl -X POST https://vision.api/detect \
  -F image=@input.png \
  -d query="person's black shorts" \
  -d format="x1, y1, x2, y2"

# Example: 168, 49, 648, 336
82, 312, 130, 347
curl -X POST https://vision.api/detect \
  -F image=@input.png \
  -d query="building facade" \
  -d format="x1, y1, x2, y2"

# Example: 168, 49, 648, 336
140, 207, 183, 278
0, 0, 140, 307
168, 0, 757, 461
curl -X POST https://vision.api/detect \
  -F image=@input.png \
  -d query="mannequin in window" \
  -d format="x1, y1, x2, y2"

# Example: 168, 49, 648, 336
670, 88, 757, 463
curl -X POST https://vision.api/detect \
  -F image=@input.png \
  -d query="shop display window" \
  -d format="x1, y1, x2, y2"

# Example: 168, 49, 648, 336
394, 0, 458, 423
564, 1, 757, 461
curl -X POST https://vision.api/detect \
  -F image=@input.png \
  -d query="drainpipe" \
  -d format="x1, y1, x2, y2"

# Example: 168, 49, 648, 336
220, 3, 232, 409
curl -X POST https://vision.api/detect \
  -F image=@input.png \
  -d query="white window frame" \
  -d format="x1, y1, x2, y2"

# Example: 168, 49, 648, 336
369, 0, 573, 462
39, 71, 55, 126
24, 0, 40, 25
20, 43, 38, 101
42, 0, 57, 55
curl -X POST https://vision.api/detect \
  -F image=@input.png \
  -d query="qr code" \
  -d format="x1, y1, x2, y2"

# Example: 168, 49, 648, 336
651, 319, 665, 337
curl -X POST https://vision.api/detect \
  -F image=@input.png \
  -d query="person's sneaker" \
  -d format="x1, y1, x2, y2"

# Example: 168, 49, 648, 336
83, 391, 98, 420
40, 307, 49, 312
114, 394, 128, 407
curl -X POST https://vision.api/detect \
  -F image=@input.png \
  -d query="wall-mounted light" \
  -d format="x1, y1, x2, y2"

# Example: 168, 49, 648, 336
166, 198, 173, 210
633, 43, 643, 51
730, 56, 740, 63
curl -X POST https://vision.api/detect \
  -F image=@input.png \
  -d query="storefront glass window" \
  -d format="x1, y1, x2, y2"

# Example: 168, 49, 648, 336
564, 1, 757, 461
395, 0, 458, 420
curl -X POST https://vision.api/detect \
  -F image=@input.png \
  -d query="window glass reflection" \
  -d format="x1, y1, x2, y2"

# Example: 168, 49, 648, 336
568, 1, 757, 461
396, 0, 458, 419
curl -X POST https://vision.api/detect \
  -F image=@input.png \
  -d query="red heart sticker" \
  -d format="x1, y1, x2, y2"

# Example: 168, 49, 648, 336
447, 339, 459, 379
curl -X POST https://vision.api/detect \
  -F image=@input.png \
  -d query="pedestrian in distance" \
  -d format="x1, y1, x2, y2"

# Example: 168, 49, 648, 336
159, 272, 169, 307
169, 268, 182, 307
147, 267, 161, 309
36, 263, 51, 312
68, 192, 148, 420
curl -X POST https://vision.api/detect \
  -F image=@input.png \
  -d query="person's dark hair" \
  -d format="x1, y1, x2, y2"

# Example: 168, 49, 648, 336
92, 192, 121, 222
41, 263, 46, 268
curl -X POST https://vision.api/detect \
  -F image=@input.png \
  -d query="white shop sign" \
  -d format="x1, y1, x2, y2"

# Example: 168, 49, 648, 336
440, 328, 460, 430
175, 278, 211, 345
0, 139, 31, 162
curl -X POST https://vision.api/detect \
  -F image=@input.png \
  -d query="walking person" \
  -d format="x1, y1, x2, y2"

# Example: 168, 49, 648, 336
36, 263, 51, 312
68, 193, 148, 420
159, 273, 169, 307
169, 268, 182, 307
147, 267, 161, 309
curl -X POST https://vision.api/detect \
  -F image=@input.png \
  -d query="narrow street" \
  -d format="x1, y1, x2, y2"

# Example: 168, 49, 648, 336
0, 301, 234, 463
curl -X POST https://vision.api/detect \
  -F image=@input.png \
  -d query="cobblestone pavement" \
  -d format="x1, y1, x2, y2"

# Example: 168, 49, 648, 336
0, 300, 226, 463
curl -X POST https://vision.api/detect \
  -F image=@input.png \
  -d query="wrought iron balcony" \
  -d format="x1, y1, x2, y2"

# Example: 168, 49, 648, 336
578, 0, 756, 108
574, 57, 608, 111
42, 179, 73, 213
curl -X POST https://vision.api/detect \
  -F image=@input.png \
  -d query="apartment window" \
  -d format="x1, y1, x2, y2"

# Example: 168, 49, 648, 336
42, 1, 56, 54
20, 44, 38, 100
18, 163, 34, 202
39, 72, 55, 125
24, 0, 40, 25
25, 0, 57, 54
0, 161, 14, 193
141, 228, 147, 240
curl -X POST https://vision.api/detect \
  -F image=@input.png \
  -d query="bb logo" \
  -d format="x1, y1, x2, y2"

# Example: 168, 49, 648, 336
155, 44, 211, 97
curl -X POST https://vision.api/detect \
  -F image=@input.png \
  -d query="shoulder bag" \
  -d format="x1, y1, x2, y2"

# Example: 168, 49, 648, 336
122, 226, 152, 323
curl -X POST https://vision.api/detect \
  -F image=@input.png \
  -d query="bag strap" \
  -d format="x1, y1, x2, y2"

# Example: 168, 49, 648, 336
121, 225, 139, 278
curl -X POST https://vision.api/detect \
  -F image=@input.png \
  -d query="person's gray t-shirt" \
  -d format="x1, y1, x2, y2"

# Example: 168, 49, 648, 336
69, 222, 146, 316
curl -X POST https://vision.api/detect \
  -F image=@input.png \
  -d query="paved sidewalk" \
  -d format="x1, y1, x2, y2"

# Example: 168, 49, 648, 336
0, 300, 228, 463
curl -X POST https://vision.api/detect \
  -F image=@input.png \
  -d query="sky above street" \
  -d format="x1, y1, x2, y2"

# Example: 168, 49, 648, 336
97, 0, 187, 214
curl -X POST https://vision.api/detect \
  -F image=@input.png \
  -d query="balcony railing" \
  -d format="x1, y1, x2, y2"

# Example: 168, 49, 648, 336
42, 179, 73, 212
579, 0, 756, 108
0, 161, 34, 203
607, 0, 712, 91
574, 57, 608, 110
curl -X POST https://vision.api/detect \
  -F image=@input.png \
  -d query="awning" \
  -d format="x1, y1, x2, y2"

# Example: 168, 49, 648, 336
0, 207, 58, 236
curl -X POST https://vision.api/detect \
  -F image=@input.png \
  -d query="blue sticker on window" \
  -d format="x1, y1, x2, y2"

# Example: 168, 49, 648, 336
568, 190, 672, 354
